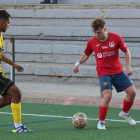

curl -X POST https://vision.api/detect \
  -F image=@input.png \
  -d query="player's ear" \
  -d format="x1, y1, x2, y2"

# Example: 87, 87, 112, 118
104, 27, 106, 32
0, 19, 5, 24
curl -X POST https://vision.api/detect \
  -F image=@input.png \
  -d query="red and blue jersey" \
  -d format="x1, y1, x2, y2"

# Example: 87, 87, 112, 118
84, 32, 127, 77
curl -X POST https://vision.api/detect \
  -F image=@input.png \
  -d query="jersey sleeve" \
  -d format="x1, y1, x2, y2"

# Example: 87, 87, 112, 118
118, 35, 127, 52
84, 40, 94, 56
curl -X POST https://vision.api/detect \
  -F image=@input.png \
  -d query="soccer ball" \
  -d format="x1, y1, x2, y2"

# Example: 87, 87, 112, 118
72, 112, 88, 129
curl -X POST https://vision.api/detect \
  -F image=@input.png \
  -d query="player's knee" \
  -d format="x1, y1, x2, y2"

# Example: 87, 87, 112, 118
103, 92, 112, 101
131, 88, 136, 98
105, 94, 112, 100
6, 100, 11, 105
3, 97, 11, 106
14, 88, 21, 100
128, 87, 136, 99
8, 85, 21, 100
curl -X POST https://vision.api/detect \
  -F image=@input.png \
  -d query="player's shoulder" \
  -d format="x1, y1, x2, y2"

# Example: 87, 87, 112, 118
109, 32, 121, 38
88, 37, 96, 44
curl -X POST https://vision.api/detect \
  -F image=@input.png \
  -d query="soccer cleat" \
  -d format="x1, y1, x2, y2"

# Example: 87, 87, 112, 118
97, 121, 106, 130
119, 111, 136, 125
12, 125, 34, 133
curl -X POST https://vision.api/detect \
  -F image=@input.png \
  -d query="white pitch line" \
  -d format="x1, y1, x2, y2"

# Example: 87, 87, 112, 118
0, 112, 72, 118
0, 112, 140, 123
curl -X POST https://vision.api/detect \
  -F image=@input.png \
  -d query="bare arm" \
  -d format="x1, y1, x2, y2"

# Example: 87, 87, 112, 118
79, 54, 90, 64
73, 54, 90, 73
2, 54, 15, 66
124, 49, 132, 76
1, 54, 24, 72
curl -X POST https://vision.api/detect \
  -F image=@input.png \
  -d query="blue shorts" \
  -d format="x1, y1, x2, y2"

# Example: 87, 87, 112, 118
99, 71, 134, 92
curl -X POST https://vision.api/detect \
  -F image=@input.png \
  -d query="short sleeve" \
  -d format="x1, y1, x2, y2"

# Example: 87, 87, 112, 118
84, 40, 94, 56
118, 35, 127, 52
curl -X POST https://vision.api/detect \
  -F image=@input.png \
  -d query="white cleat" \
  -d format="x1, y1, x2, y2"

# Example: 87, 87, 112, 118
97, 122, 106, 130
119, 111, 136, 125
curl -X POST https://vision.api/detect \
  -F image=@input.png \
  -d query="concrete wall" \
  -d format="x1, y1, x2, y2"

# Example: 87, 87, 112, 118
2, 7, 140, 39
57, 0, 140, 5
0, 0, 41, 5
0, 0, 140, 5
1, 4, 140, 86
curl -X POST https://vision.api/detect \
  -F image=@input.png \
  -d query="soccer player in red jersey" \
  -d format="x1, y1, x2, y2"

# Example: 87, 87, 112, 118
73, 17, 136, 129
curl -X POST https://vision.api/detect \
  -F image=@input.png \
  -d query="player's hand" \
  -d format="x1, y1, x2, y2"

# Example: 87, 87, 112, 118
73, 66, 80, 73
13, 63, 24, 72
126, 66, 133, 76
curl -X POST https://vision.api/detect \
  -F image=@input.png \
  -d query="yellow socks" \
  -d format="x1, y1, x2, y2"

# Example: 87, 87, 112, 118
11, 102, 22, 127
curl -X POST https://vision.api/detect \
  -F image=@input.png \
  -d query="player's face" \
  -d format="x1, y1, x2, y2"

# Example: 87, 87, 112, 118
93, 27, 106, 41
0, 17, 11, 32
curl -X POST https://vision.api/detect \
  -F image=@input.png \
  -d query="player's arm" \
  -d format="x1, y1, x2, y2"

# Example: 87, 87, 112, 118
124, 49, 132, 76
73, 53, 90, 73
118, 35, 132, 76
1, 54, 24, 72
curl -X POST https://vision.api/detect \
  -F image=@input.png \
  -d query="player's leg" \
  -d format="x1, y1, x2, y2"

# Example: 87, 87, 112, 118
0, 73, 34, 133
119, 85, 136, 125
0, 73, 22, 129
7, 84, 34, 133
0, 73, 13, 108
97, 75, 113, 130
0, 94, 12, 107
124, 85, 136, 102
7, 84, 22, 127
123, 85, 136, 116
100, 89, 112, 107
112, 71, 136, 125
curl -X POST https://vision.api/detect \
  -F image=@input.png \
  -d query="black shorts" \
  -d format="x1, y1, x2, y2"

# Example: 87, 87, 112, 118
0, 72, 14, 96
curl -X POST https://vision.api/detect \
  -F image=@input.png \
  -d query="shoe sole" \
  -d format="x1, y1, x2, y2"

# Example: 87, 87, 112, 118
97, 127, 106, 130
97, 125, 106, 130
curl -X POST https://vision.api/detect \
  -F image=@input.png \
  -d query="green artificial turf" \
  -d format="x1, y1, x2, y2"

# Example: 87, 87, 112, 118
0, 103, 139, 140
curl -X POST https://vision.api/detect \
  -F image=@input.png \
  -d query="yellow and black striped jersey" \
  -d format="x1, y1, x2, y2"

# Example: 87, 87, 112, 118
0, 33, 4, 72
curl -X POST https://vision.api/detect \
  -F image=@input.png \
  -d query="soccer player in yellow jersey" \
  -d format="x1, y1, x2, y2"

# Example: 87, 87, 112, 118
0, 10, 34, 133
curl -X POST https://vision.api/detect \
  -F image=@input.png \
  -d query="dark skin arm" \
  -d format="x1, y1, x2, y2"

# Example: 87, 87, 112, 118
1, 54, 24, 72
